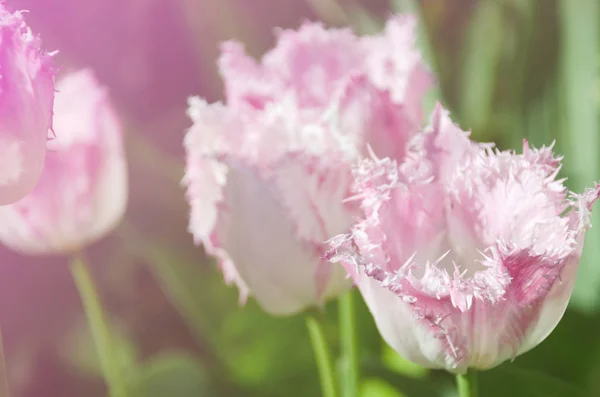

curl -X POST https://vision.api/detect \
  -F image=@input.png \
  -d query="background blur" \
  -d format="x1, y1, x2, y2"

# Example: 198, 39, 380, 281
1, 0, 599, 396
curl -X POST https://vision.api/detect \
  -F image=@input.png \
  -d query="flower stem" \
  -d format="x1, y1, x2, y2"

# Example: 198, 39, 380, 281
456, 370, 478, 397
70, 253, 128, 397
305, 315, 338, 397
339, 291, 359, 397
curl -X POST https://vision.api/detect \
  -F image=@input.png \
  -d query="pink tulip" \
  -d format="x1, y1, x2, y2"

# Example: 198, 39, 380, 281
184, 15, 432, 315
325, 104, 600, 373
0, 69, 127, 254
0, 4, 55, 205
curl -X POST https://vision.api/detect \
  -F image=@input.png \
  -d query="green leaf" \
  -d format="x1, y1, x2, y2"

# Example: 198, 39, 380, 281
558, 0, 600, 312
363, 357, 446, 397
458, 0, 504, 132
510, 309, 599, 387
131, 354, 210, 397
360, 378, 407, 397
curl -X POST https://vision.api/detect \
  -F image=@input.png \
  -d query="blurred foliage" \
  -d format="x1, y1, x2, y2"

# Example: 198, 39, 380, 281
1, 0, 600, 396
130, 354, 210, 397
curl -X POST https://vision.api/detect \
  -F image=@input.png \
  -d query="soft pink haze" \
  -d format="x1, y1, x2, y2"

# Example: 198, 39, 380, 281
326, 104, 600, 373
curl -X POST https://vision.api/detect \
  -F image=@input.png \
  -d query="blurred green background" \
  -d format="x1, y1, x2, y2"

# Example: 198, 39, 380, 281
1, 0, 599, 396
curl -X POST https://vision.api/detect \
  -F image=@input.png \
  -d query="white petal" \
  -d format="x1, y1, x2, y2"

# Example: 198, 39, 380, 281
357, 272, 445, 369
216, 164, 323, 315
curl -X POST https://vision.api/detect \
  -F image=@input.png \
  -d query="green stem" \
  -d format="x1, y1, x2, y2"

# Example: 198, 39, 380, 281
70, 253, 128, 397
305, 316, 338, 397
456, 370, 478, 397
339, 291, 359, 397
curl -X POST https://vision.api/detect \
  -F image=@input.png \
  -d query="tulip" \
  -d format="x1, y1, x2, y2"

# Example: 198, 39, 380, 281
325, 104, 600, 373
184, 15, 432, 315
0, 4, 55, 205
0, 69, 127, 254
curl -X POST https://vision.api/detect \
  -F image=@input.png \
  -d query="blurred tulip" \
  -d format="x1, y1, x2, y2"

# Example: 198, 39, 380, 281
0, 69, 127, 254
0, 4, 55, 205
184, 15, 432, 315
326, 104, 600, 373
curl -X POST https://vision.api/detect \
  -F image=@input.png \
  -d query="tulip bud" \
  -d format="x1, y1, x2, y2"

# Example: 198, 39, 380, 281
0, 69, 127, 254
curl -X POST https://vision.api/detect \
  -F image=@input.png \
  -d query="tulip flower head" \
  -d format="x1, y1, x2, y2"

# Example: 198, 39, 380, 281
0, 4, 55, 205
0, 69, 127, 254
325, 104, 600, 373
184, 15, 432, 315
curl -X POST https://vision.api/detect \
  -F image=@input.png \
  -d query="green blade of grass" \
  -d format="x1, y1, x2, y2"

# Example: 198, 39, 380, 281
558, 0, 600, 312
458, 0, 504, 133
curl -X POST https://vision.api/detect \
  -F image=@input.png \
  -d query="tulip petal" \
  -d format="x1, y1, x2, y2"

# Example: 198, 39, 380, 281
0, 7, 55, 204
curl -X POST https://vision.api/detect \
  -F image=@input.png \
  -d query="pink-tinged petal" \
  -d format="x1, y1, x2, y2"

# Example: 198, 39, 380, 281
357, 270, 447, 367
404, 64, 435, 127
338, 75, 415, 163
218, 42, 282, 110
326, 105, 600, 372
216, 163, 325, 315
0, 6, 55, 205
272, 154, 356, 299
273, 153, 356, 243
415, 103, 478, 182
218, 17, 432, 161
342, 16, 433, 160
219, 23, 364, 110
517, 184, 600, 355
0, 69, 127, 254
262, 22, 365, 108
362, 15, 434, 125
184, 97, 250, 300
